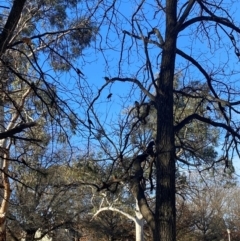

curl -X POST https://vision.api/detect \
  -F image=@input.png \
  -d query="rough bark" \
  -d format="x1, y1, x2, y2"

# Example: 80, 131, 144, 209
154, 0, 177, 240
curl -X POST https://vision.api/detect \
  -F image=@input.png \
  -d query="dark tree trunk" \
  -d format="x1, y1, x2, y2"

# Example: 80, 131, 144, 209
0, 0, 27, 55
154, 0, 177, 240
130, 157, 155, 236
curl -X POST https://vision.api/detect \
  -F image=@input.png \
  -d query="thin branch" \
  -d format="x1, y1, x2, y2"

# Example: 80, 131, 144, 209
108, 77, 156, 101
176, 48, 229, 123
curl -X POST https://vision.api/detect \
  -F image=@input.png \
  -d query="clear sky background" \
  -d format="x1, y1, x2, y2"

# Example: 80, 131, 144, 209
57, 1, 240, 175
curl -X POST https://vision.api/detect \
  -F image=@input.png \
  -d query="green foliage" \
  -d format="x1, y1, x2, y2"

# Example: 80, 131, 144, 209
130, 77, 220, 168
27, 0, 78, 29
9, 1, 98, 71
8, 163, 91, 240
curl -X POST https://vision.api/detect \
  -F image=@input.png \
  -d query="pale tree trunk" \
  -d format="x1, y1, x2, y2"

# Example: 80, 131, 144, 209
0, 85, 32, 241
0, 85, 9, 241
92, 198, 145, 241
0, 84, 32, 241
135, 200, 144, 241
0, 75, 31, 241
0, 1, 27, 239
0, 149, 11, 241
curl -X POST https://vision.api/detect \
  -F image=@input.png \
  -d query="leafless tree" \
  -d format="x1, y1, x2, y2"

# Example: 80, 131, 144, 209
78, 1, 240, 240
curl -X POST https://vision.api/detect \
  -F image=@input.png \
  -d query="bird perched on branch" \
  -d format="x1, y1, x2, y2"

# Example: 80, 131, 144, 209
21, 37, 32, 45
107, 93, 112, 99
207, 106, 212, 112
145, 141, 155, 157
76, 68, 84, 76
135, 101, 140, 108
88, 118, 94, 127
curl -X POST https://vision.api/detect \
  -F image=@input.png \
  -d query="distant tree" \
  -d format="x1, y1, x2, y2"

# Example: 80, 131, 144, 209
176, 172, 237, 241
89, 211, 135, 241
7, 162, 93, 241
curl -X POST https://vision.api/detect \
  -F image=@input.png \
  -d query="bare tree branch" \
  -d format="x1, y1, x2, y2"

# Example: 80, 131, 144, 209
0, 122, 37, 140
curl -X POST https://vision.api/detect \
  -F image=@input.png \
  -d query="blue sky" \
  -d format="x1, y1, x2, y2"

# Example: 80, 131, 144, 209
51, 1, 240, 175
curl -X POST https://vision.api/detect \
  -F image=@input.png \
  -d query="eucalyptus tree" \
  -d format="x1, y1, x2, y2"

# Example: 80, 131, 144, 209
0, 1, 97, 240
7, 161, 92, 241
